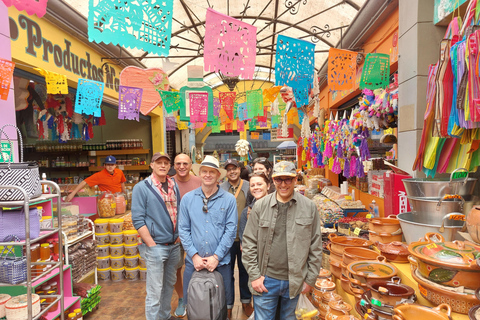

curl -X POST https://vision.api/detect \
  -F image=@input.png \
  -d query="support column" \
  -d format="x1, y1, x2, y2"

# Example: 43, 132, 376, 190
397, 0, 446, 176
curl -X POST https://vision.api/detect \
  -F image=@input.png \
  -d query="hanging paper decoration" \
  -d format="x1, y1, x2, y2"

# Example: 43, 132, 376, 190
74, 79, 104, 117
225, 119, 233, 133
233, 102, 238, 120
327, 48, 357, 91
360, 53, 390, 89
88, 0, 174, 56
34, 68, 68, 94
165, 116, 176, 131
263, 86, 281, 103
204, 8, 257, 79
237, 121, 245, 132
251, 132, 259, 139
118, 86, 142, 121
120, 66, 170, 116
189, 92, 209, 125
158, 90, 181, 114
271, 115, 280, 128
0, 59, 15, 100
246, 89, 263, 119
213, 97, 221, 116
180, 88, 214, 122
263, 132, 271, 140
271, 97, 280, 116
177, 115, 188, 130
275, 35, 315, 107
3, 0, 48, 17
248, 118, 257, 131
258, 120, 268, 128
211, 117, 221, 133
237, 102, 248, 121
219, 92, 236, 119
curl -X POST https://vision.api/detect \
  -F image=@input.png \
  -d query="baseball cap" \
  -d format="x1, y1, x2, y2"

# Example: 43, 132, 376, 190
104, 156, 116, 164
272, 161, 297, 178
151, 152, 171, 162
224, 159, 239, 168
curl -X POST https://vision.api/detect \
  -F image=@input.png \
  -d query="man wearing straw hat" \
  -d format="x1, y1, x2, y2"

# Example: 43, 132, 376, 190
178, 155, 237, 319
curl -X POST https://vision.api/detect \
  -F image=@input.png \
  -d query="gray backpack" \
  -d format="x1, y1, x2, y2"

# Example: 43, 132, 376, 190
187, 269, 227, 320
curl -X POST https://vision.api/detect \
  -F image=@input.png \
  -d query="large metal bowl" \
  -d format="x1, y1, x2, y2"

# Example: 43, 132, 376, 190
397, 212, 465, 244
407, 196, 464, 220
402, 177, 476, 199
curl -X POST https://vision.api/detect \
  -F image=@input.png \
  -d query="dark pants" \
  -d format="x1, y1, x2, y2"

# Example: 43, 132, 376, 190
230, 241, 252, 303
183, 261, 234, 309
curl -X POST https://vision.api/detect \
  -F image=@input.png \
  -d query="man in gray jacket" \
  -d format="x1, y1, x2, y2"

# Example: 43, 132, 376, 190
220, 158, 254, 317
132, 152, 181, 320
242, 161, 322, 320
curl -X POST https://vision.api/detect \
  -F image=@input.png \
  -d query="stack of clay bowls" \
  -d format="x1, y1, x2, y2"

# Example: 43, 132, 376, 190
327, 234, 373, 279
368, 215, 403, 244
340, 247, 381, 294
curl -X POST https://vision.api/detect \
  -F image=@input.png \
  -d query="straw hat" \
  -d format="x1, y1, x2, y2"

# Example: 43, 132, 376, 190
192, 155, 227, 180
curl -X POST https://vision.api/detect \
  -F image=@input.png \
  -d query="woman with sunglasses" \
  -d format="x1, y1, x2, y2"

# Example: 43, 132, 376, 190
252, 157, 275, 193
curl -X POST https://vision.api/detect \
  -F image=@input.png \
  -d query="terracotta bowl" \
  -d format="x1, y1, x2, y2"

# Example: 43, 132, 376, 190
328, 244, 344, 266
369, 230, 403, 244
342, 247, 381, 266
368, 215, 401, 234
328, 234, 373, 255
329, 258, 342, 279
347, 256, 398, 288
367, 278, 416, 307
375, 241, 409, 263
318, 268, 332, 281
411, 263, 478, 314
393, 303, 452, 320
340, 274, 353, 295
337, 316, 360, 320
312, 279, 336, 304
468, 305, 480, 320
341, 262, 348, 278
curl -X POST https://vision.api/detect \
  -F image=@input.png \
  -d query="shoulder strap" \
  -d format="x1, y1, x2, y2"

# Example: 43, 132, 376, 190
234, 179, 244, 199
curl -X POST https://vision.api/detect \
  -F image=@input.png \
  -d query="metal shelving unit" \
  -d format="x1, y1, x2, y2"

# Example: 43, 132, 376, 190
0, 181, 66, 320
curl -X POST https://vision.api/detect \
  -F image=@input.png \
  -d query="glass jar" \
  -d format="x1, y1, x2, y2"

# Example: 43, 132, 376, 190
68, 312, 77, 320
40, 243, 51, 261
74, 308, 83, 320
46, 290, 58, 311
49, 281, 58, 294
30, 244, 40, 262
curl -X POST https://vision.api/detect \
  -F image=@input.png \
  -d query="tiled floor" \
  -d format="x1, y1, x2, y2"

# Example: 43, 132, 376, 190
84, 269, 250, 320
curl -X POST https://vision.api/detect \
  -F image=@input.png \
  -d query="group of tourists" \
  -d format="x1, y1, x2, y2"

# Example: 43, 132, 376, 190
131, 152, 323, 320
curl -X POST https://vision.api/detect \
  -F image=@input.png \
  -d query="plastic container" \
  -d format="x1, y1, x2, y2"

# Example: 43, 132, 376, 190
97, 267, 110, 281
109, 232, 123, 245
115, 193, 126, 215
97, 244, 110, 257
125, 267, 139, 280
94, 219, 109, 234
124, 244, 138, 257
139, 267, 147, 281
123, 230, 138, 245
95, 232, 110, 245
108, 219, 124, 233
110, 244, 124, 257
98, 192, 116, 217
111, 267, 124, 281
139, 257, 146, 268
124, 255, 139, 268
96, 256, 110, 269
110, 255, 124, 269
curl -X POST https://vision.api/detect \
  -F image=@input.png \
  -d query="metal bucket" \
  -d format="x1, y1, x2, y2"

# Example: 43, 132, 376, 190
407, 196, 464, 224
397, 212, 465, 244
402, 168, 476, 199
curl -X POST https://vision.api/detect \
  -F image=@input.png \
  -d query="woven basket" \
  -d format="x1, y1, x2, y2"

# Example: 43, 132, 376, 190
0, 294, 11, 318
5, 294, 40, 320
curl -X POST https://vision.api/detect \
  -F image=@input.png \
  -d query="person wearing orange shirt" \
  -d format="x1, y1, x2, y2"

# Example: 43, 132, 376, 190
66, 156, 126, 202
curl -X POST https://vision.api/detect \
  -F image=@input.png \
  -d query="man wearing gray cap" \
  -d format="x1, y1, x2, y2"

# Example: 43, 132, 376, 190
132, 152, 181, 320
242, 161, 322, 320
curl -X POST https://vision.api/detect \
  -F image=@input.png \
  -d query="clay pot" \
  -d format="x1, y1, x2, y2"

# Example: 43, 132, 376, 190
375, 241, 409, 263
393, 303, 452, 320
326, 300, 352, 320
337, 316, 360, 320
318, 268, 332, 281
366, 278, 416, 307
369, 215, 401, 234
342, 247, 381, 266
321, 292, 343, 308
328, 234, 373, 255
340, 274, 353, 294
369, 230, 403, 244
328, 244, 344, 266
408, 232, 480, 290
346, 256, 398, 289
329, 257, 342, 279
467, 205, 480, 243
468, 305, 480, 320
318, 303, 329, 320
312, 279, 336, 307
410, 259, 479, 314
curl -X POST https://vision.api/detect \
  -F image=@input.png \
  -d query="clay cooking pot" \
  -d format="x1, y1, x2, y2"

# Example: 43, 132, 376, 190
375, 241, 409, 263
393, 303, 452, 320
328, 234, 373, 256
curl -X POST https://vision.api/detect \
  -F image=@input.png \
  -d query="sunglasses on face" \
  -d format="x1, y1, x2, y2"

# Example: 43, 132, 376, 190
202, 197, 208, 213
273, 177, 294, 185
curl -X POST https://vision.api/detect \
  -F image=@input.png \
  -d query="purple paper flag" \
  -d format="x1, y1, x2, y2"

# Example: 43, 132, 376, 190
118, 86, 142, 121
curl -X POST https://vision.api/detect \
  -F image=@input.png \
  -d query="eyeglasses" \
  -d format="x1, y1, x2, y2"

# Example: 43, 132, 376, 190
226, 167, 239, 172
202, 197, 208, 213
273, 177, 294, 185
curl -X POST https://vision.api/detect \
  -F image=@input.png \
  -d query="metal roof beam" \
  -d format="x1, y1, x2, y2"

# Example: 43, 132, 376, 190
179, 0, 205, 44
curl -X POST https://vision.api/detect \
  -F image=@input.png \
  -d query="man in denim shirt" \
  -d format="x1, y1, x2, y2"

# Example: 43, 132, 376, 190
179, 155, 237, 319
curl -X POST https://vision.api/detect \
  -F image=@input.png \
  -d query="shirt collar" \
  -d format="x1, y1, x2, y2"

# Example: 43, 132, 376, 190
151, 174, 172, 188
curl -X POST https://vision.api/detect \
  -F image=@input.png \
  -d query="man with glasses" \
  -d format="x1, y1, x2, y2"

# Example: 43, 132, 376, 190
179, 155, 237, 319
242, 161, 323, 320
132, 152, 181, 320
171, 153, 201, 317
220, 159, 254, 317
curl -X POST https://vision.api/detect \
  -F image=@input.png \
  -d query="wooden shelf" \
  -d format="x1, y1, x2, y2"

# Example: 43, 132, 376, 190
40, 167, 90, 172
88, 149, 150, 156
88, 165, 150, 172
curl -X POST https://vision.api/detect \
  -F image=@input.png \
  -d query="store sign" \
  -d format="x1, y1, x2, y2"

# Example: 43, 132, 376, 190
8, 7, 123, 99
0, 142, 13, 163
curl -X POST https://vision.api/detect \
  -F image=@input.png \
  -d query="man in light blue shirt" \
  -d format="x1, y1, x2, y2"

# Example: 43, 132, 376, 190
178, 155, 237, 319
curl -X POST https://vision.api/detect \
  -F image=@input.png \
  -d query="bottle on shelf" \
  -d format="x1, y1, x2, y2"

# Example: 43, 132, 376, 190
42, 173, 49, 194
369, 200, 379, 218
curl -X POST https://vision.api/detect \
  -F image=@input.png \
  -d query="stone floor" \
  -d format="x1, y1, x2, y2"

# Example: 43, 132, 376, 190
84, 269, 250, 320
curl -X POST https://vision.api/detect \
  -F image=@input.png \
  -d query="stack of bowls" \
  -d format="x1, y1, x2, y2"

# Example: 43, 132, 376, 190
341, 247, 381, 294
368, 215, 403, 244
327, 234, 373, 279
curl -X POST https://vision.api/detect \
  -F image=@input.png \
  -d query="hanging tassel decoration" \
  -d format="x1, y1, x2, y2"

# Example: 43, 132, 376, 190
65, 96, 74, 118
88, 122, 94, 139
359, 138, 370, 160
356, 157, 365, 178
332, 157, 342, 174
98, 110, 107, 126
343, 157, 350, 178
350, 156, 357, 177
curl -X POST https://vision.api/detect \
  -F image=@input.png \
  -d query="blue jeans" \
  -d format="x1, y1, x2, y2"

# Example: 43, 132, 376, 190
183, 260, 234, 309
253, 276, 299, 320
230, 241, 252, 303
139, 243, 181, 320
